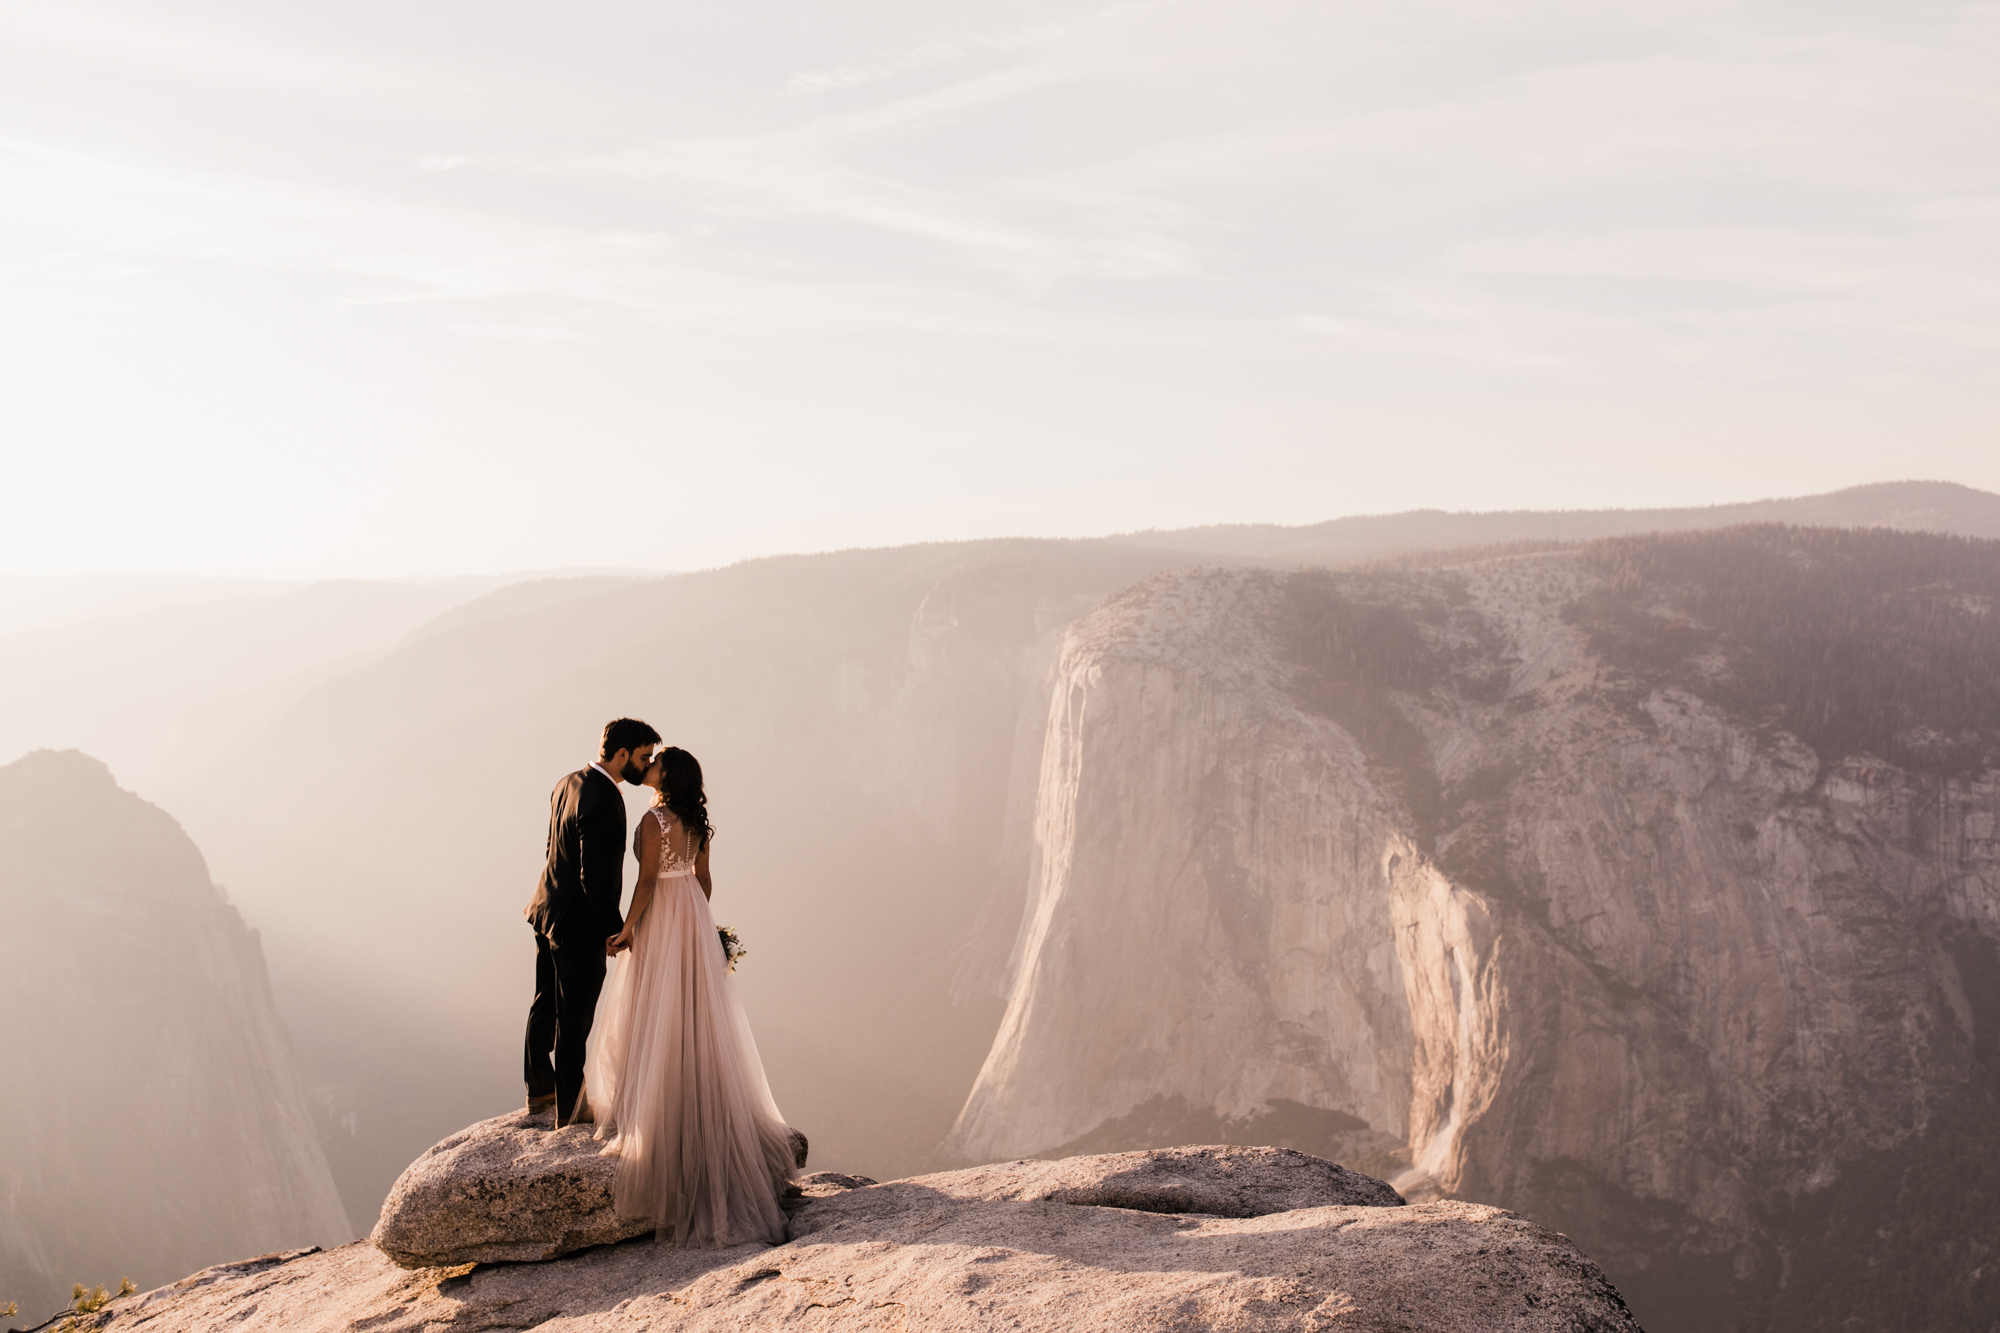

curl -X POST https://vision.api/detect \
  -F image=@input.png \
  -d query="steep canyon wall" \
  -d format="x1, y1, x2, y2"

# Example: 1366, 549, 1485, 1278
949, 537, 2000, 1330
0, 750, 349, 1316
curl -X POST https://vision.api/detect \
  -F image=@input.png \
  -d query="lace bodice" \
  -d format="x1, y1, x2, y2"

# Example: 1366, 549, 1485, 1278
645, 806, 703, 877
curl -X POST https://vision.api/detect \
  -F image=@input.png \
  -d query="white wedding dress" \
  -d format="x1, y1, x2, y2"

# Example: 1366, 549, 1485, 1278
584, 807, 797, 1246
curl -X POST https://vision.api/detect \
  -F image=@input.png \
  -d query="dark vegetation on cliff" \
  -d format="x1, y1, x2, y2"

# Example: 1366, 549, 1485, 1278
1757, 1071, 2000, 1331
1750, 927, 2000, 1332
1278, 569, 1511, 886
1286, 524, 2000, 784
1284, 525, 2000, 900
1278, 572, 1454, 843
1573, 525, 2000, 776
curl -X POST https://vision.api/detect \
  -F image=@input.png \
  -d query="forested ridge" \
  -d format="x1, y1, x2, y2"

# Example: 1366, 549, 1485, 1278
1573, 525, 2000, 775
1279, 571, 1458, 846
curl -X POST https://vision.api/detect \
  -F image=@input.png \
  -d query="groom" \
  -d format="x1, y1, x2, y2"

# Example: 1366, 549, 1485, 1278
523, 717, 661, 1127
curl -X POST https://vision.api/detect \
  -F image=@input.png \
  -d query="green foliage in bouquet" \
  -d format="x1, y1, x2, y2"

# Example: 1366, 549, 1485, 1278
717, 925, 747, 972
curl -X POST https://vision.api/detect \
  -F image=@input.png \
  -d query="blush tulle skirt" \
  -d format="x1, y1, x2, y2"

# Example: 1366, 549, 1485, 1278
584, 870, 797, 1246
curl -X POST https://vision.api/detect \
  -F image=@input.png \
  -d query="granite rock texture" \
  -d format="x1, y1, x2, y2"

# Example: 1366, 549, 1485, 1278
80, 1146, 1636, 1332
372, 1114, 813, 1268
370, 1111, 650, 1267
787, 1144, 1402, 1239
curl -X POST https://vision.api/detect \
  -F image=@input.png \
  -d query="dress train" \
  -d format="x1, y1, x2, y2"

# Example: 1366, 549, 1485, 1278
584, 811, 796, 1246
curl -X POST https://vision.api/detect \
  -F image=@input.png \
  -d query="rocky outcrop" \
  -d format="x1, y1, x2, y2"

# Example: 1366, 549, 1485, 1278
782, 1143, 1407, 1227
371, 1113, 812, 1267
0, 750, 350, 1316
76, 1145, 1637, 1332
370, 1112, 650, 1267
947, 540, 2000, 1329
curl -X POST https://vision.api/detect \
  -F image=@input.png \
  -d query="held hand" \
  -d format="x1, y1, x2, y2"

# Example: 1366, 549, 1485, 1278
606, 931, 631, 957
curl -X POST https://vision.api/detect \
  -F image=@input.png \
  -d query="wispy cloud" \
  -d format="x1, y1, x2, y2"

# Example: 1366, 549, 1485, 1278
574, 17, 1214, 287
5, 0, 2000, 575
0, 2, 486, 114
786, 22, 1069, 96
4, 3, 1998, 403
450, 322, 579, 342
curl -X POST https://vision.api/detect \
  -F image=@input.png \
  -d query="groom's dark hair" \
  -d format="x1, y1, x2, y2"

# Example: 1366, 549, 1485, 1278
600, 718, 662, 758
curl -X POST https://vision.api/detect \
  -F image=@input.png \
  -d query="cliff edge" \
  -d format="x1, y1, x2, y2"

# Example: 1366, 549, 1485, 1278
60, 1115, 1638, 1332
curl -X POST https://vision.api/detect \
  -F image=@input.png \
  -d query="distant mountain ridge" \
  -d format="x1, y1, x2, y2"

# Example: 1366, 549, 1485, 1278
1109, 480, 2000, 564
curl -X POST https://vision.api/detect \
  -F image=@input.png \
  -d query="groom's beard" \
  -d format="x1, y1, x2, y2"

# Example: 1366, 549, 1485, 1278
621, 759, 648, 784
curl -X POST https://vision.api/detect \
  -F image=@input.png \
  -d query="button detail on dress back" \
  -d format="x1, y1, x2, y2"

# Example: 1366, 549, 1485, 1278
654, 807, 697, 874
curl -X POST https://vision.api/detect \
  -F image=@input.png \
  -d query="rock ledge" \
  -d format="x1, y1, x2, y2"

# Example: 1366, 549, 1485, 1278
81, 1134, 1636, 1332
370, 1110, 651, 1266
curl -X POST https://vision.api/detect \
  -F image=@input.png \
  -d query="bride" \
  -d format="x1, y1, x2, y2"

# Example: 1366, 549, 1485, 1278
584, 746, 799, 1246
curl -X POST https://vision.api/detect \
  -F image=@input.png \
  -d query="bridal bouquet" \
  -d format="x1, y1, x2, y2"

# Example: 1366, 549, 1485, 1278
717, 925, 747, 972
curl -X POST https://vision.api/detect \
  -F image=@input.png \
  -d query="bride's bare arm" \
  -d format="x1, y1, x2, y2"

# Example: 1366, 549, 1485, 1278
610, 815, 662, 955
695, 843, 712, 901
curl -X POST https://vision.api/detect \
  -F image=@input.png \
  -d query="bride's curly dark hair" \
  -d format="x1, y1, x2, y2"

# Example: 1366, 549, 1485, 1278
653, 746, 713, 850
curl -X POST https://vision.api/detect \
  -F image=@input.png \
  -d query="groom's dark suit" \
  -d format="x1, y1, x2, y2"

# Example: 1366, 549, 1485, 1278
524, 765, 627, 1122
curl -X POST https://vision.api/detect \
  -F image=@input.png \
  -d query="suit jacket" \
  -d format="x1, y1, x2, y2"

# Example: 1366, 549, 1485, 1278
526, 767, 627, 946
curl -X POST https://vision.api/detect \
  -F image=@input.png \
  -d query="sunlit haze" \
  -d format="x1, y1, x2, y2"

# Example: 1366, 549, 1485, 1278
8, 8, 2000, 1323
5, 0, 1997, 577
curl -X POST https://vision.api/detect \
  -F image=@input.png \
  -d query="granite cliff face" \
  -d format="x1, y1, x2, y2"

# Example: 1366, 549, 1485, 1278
0, 750, 350, 1316
948, 529, 2000, 1330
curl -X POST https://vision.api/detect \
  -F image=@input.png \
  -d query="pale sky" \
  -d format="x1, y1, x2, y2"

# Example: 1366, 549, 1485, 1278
3, 0, 1996, 578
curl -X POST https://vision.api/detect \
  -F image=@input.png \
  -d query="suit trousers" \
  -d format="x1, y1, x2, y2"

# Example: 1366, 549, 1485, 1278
524, 927, 606, 1122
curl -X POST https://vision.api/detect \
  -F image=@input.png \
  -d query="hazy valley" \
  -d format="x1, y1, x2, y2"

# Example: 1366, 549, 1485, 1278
6, 481, 2000, 1332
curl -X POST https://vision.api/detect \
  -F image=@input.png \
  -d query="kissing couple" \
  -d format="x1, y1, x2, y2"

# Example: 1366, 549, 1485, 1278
522, 718, 801, 1247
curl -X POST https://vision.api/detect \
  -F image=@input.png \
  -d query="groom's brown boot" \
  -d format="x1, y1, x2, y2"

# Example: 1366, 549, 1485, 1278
526, 1092, 556, 1119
